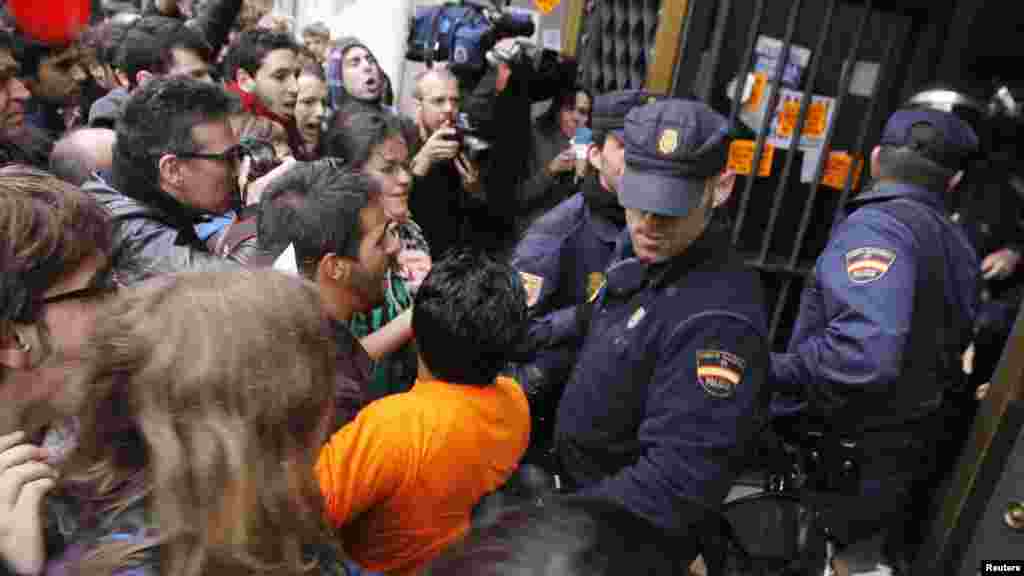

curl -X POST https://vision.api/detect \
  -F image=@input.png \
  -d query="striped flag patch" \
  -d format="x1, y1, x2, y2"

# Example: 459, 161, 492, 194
845, 247, 896, 284
696, 350, 745, 399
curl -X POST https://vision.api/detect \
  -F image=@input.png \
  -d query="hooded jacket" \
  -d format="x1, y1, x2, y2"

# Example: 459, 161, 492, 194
326, 37, 387, 126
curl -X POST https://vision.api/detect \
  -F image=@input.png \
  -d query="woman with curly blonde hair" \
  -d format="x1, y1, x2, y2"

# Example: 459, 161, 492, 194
54, 269, 348, 576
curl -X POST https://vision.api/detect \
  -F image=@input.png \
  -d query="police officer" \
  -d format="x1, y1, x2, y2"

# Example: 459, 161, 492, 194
552, 99, 769, 557
770, 108, 979, 571
905, 87, 1024, 393
511, 90, 660, 466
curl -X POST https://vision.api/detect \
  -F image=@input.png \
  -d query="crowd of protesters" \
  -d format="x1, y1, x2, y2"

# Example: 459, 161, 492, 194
0, 1, 999, 575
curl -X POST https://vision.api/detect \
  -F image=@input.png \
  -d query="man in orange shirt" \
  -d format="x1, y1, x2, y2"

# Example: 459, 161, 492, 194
315, 250, 531, 575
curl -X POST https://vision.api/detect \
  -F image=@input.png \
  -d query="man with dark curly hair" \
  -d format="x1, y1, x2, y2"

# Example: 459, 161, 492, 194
316, 249, 531, 575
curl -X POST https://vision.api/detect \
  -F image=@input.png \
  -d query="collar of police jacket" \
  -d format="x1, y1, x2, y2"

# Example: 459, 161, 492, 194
608, 224, 725, 298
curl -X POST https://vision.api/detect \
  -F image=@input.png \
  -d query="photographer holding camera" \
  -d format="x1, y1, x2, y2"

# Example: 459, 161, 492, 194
408, 67, 487, 259
405, 0, 576, 255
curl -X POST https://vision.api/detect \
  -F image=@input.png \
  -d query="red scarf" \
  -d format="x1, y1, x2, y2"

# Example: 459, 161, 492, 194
226, 82, 312, 160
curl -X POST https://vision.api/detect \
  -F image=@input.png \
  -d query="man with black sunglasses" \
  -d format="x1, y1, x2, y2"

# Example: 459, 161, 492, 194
0, 166, 115, 576
82, 76, 245, 285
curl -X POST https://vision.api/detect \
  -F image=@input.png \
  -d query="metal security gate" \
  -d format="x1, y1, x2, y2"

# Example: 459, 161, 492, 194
673, 0, 932, 349
566, 2, 1024, 571
572, 0, 962, 348
577, 0, 666, 93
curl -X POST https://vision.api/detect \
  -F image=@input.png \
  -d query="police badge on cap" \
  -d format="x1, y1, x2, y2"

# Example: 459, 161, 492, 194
657, 128, 679, 155
620, 99, 731, 218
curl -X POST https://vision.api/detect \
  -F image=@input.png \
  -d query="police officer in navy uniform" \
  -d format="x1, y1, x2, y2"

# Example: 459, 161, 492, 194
510, 90, 660, 467
770, 108, 979, 572
552, 98, 769, 560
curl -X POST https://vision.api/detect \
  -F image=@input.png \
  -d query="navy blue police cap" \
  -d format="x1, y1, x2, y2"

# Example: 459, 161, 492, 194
591, 90, 663, 142
620, 99, 730, 217
879, 108, 979, 171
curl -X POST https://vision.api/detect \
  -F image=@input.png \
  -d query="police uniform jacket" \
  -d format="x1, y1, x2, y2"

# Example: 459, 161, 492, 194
771, 181, 979, 433
554, 224, 769, 533
513, 176, 622, 355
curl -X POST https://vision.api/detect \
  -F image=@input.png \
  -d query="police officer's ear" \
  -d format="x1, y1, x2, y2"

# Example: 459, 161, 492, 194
870, 145, 882, 179
711, 168, 737, 209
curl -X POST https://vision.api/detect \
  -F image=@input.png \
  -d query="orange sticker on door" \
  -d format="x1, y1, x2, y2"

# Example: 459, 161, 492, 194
533, 0, 561, 14
821, 152, 864, 190
727, 140, 774, 177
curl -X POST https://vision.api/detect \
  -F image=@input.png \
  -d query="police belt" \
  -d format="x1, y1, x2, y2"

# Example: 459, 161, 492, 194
791, 411, 941, 470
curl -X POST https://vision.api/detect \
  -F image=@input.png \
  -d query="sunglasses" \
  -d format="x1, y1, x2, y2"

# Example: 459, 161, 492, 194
171, 144, 247, 163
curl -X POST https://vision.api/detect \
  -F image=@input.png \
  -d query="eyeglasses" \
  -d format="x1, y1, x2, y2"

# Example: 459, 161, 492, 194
421, 95, 462, 109
369, 155, 412, 178
171, 144, 246, 163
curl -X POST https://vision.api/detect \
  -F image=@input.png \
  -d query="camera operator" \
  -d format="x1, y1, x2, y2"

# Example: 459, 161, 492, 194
470, 40, 582, 256
408, 67, 487, 259
402, 24, 574, 256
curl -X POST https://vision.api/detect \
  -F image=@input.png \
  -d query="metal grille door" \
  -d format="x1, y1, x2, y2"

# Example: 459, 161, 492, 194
669, 0, 938, 348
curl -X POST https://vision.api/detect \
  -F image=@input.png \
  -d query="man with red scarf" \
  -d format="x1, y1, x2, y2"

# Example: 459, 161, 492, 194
223, 28, 310, 159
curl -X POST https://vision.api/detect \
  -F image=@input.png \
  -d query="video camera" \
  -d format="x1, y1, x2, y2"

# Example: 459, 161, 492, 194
406, 1, 535, 82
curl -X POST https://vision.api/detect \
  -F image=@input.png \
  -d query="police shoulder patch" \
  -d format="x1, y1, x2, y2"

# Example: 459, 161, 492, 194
518, 271, 544, 307
844, 247, 896, 284
696, 350, 745, 399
